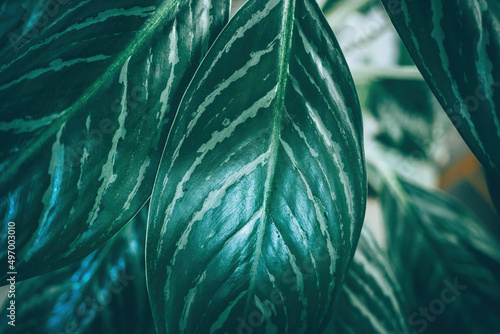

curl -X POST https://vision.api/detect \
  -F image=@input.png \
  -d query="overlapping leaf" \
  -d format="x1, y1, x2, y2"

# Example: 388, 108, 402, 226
146, 0, 366, 332
325, 226, 411, 334
372, 162, 500, 333
0, 206, 152, 334
0, 0, 230, 281
381, 0, 500, 182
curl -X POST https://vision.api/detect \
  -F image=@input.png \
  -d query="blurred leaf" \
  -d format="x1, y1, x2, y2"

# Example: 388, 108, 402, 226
326, 225, 412, 334
365, 37, 448, 166
0, 0, 230, 281
0, 206, 152, 334
381, 0, 500, 183
368, 79, 437, 159
372, 161, 500, 333
321, 0, 341, 14
147, 0, 366, 332
322, 0, 377, 16
0, 0, 43, 53
485, 168, 500, 217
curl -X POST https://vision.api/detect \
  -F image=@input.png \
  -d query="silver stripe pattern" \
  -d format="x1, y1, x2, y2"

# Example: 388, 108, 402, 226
146, 0, 366, 332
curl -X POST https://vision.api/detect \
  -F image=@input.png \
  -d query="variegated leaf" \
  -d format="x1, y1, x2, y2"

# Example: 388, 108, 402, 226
147, 0, 366, 333
368, 79, 438, 160
0, 0, 230, 281
381, 0, 500, 181
0, 206, 153, 334
325, 226, 411, 334
371, 161, 500, 333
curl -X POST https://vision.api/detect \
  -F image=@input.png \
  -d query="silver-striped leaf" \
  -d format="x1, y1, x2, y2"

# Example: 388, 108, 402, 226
0, 206, 153, 334
373, 163, 500, 333
0, 0, 230, 281
381, 0, 500, 182
367, 79, 439, 160
325, 226, 411, 334
146, 0, 366, 333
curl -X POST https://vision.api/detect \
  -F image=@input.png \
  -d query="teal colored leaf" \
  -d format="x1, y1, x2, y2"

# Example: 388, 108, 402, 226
381, 0, 500, 181
325, 226, 411, 334
0, 206, 152, 334
146, 0, 366, 333
372, 162, 500, 333
0, 0, 230, 281
0, 0, 41, 53
367, 79, 438, 160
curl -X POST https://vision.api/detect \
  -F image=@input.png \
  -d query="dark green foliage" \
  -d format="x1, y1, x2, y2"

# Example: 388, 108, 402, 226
0, 207, 153, 334
146, 0, 366, 332
1, 0, 500, 333
0, 0, 230, 281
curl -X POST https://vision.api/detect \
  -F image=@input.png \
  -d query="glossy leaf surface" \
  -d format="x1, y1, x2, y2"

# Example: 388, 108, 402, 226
374, 163, 500, 333
147, 0, 366, 332
0, 206, 153, 334
381, 0, 500, 181
326, 226, 411, 334
0, 0, 230, 281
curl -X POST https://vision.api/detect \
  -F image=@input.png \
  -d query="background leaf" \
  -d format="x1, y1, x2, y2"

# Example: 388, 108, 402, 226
367, 79, 438, 159
380, 0, 500, 183
0, 0, 43, 53
0, 0, 230, 281
364, 39, 444, 163
0, 206, 152, 334
146, 0, 366, 332
372, 161, 500, 333
326, 225, 412, 334
485, 168, 500, 216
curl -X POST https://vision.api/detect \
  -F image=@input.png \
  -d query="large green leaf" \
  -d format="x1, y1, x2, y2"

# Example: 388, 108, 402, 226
0, 206, 152, 334
371, 161, 500, 333
325, 226, 411, 334
381, 0, 500, 181
146, 0, 366, 332
0, 0, 230, 281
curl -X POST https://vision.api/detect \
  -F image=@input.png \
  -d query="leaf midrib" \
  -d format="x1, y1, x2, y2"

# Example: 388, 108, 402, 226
244, 0, 296, 315
0, 0, 180, 186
